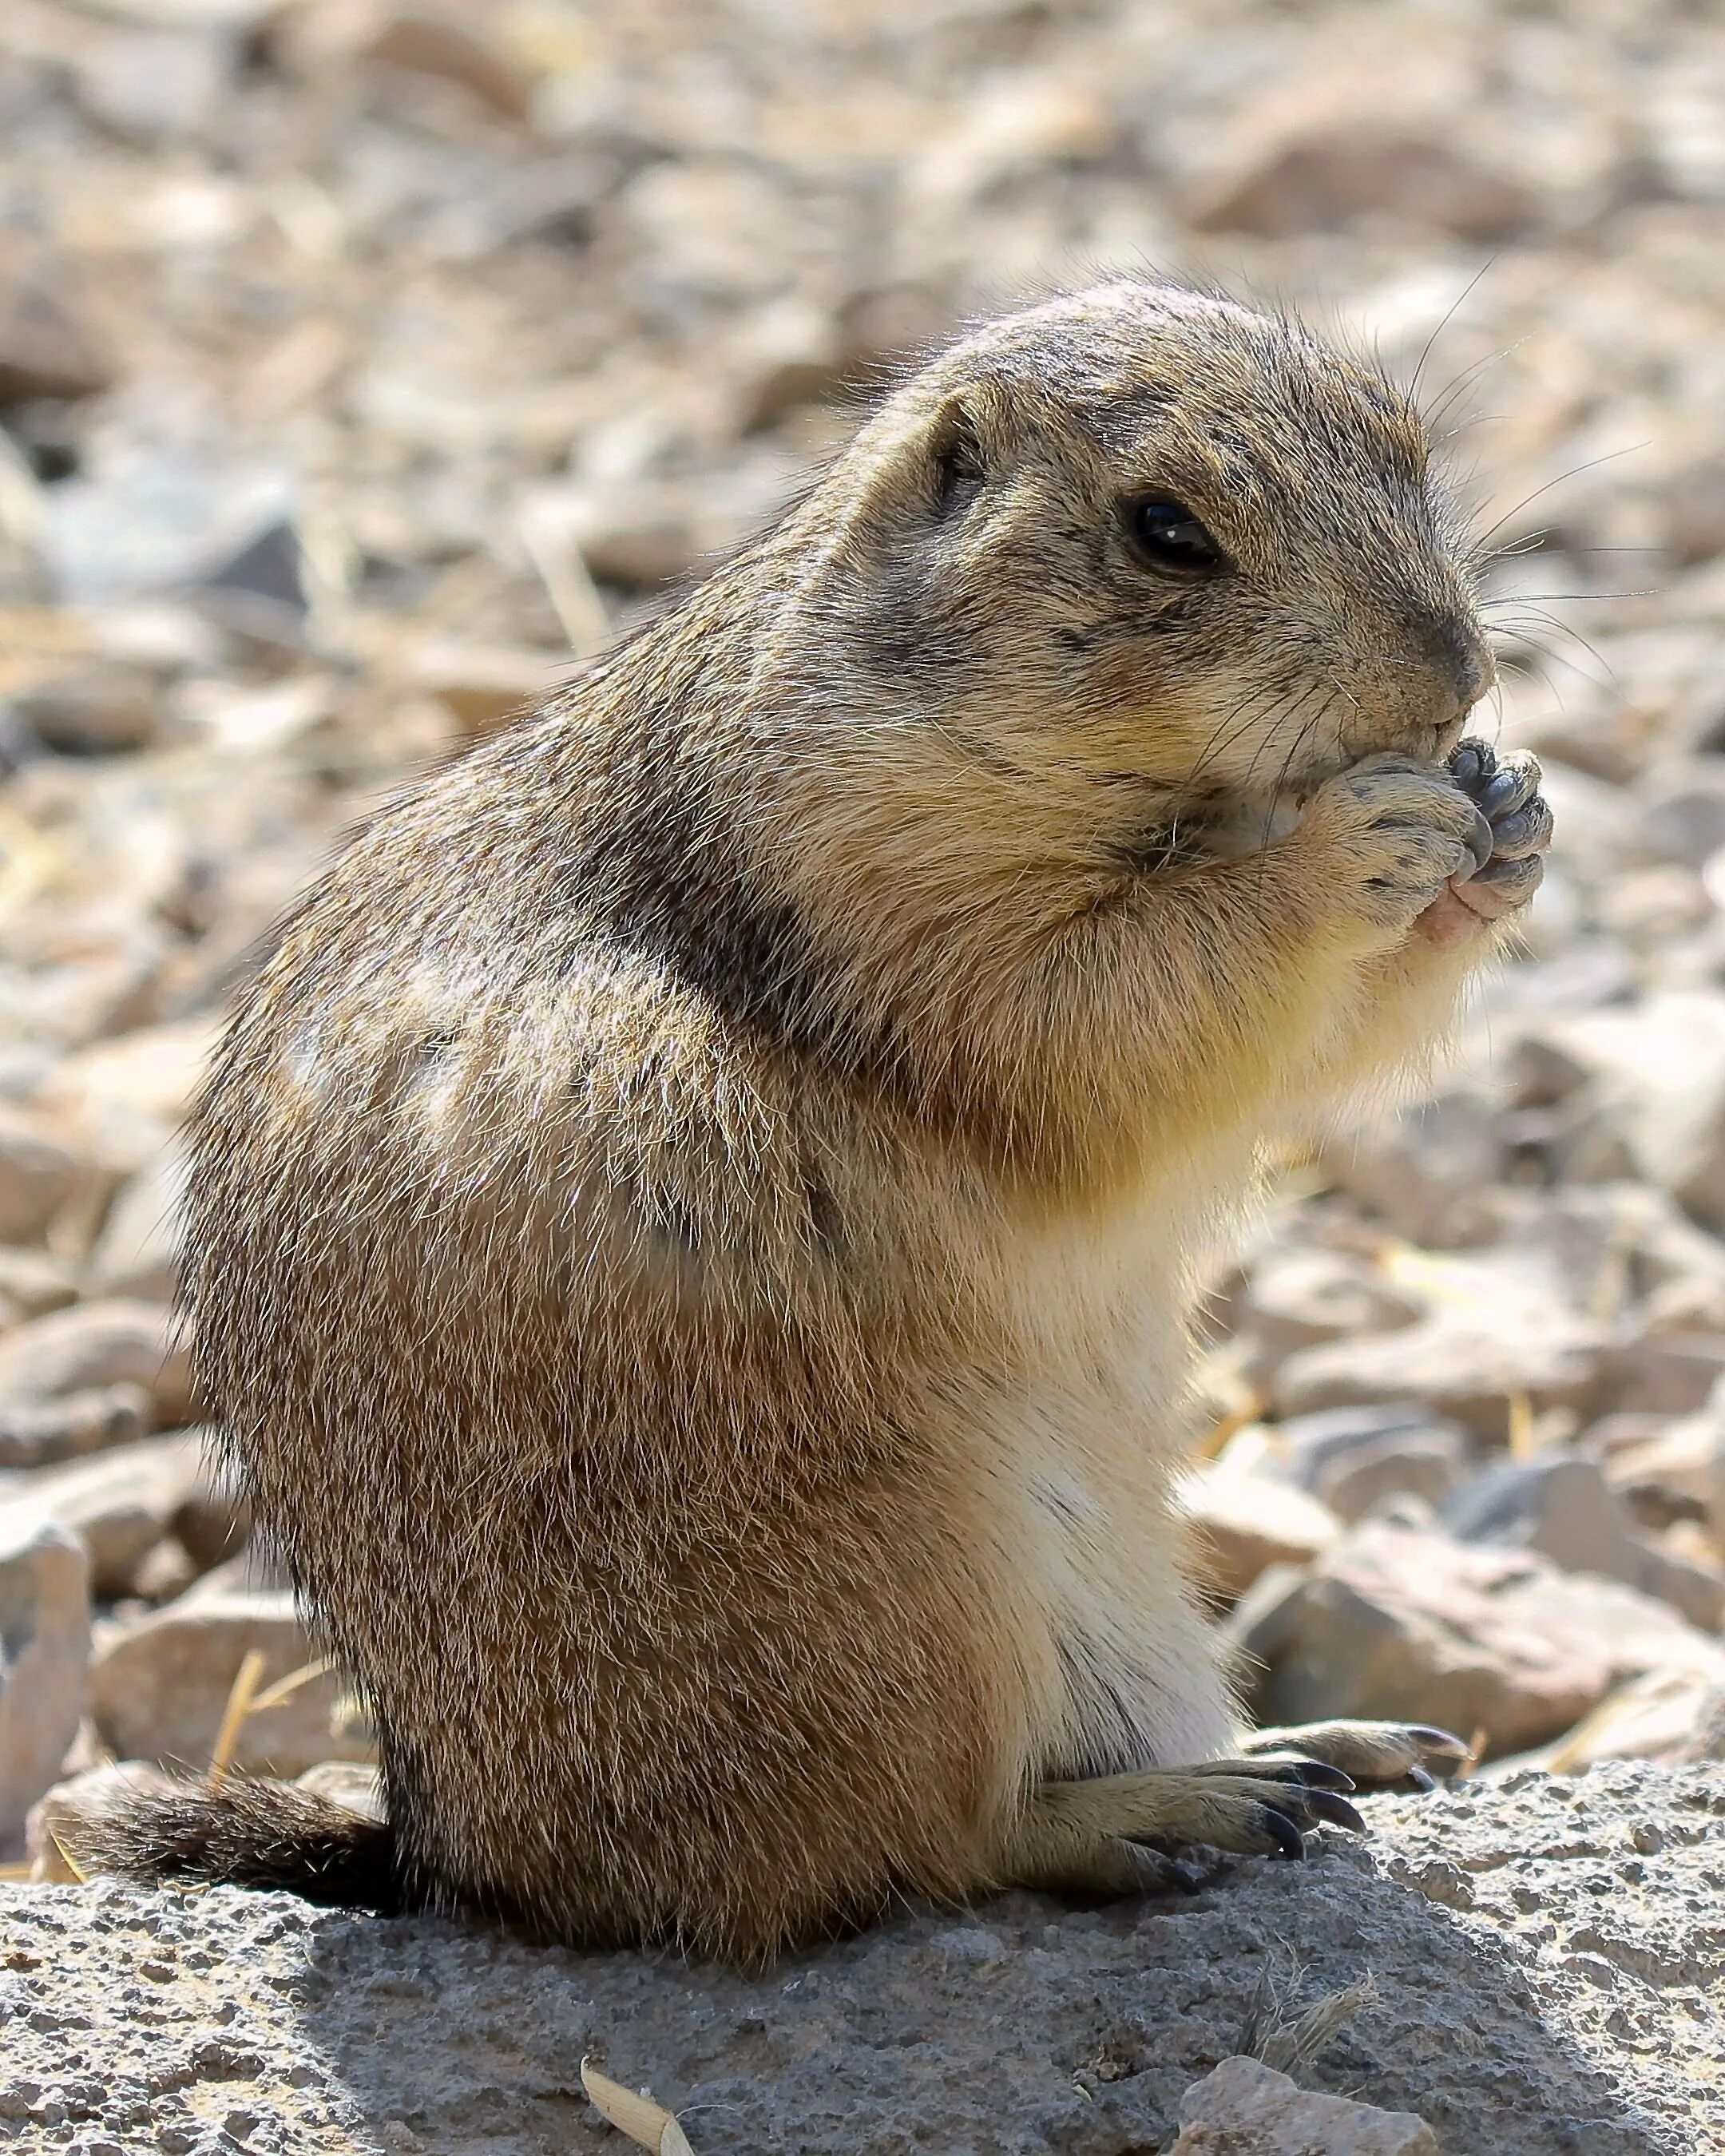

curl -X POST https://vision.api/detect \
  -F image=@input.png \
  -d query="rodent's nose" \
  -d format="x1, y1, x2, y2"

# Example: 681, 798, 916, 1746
1428, 614, 1494, 723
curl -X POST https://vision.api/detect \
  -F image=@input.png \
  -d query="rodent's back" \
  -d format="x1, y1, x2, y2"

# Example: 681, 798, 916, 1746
184, 626, 1029, 1952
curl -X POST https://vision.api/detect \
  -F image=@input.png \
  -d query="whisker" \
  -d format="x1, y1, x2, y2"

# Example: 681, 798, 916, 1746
1407, 257, 1501, 409
1469, 444, 1649, 558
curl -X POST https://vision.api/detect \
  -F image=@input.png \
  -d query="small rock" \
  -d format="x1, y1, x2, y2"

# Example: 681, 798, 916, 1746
1675, 1684, 1725, 1764
1604, 1330, 1725, 1417
1193, 122, 1532, 242
1182, 1460, 1342, 1602
295, 1758, 386, 1820
0, 1246, 78, 1330
168, 1431, 249, 1574
14, 1433, 208, 1598
7, 660, 162, 757
0, 1381, 152, 1472
1547, 1667, 1725, 1770
196, 517, 308, 648
1271, 1405, 1472, 1524
0, 1504, 92, 1840
1633, 759, 1725, 870
1233, 1517, 1725, 1755
732, 299, 851, 431
910, 80, 1118, 208
70, 25, 235, 144
85, 1142, 186, 1304
1319, 1089, 1504, 1248
0, 1300, 193, 1427
0, 251, 114, 406
363, 9, 533, 123
34, 1019, 216, 1170
402, 640, 562, 740
26, 1758, 180, 1881
1513, 993, 1725, 1232
0, 1106, 89, 1246
89, 1589, 372, 1778
128, 1532, 199, 1603
1170, 2053, 1438, 2154
1444, 1452, 1724, 1631
1588, 1408, 1718, 1523
1227, 1248, 1422, 1389
1273, 1253, 1608, 1439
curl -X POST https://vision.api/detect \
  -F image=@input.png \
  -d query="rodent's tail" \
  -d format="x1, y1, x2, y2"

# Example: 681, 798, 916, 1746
62, 1774, 405, 1914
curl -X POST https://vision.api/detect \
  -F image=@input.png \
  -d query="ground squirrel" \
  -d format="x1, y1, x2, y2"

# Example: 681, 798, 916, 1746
72, 281, 1553, 1964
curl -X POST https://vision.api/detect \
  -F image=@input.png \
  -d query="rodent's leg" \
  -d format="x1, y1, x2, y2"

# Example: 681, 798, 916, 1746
1037, 757, 1494, 1142
1241, 1719, 1473, 1793
1005, 1755, 1365, 1892
1291, 743, 1553, 1102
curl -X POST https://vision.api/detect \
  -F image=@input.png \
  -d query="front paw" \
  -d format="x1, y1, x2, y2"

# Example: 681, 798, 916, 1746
1415, 741, 1552, 946
1299, 754, 1493, 941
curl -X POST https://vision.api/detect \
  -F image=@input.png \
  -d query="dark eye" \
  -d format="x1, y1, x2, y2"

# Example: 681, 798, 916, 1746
1123, 497, 1227, 579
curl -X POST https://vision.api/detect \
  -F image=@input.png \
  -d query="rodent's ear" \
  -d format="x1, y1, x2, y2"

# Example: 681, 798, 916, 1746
919, 379, 1015, 518
828, 377, 1021, 580
836, 379, 1018, 574
926, 394, 989, 517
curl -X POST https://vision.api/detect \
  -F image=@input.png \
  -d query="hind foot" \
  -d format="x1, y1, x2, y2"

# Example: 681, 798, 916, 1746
1243, 1718, 1472, 1793
1006, 1754, 1367, 1895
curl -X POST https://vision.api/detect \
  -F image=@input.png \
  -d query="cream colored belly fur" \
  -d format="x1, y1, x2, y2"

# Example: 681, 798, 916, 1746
954, 1175, 1243, 1802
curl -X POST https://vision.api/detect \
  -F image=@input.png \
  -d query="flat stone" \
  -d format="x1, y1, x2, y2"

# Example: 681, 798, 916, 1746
0, 1247, 78, 1330
1228, 1247, 1422, 1388
12, 1433, 208, 1598
1233, 1517, 1725, 1756
1271, 1405, 1473, 1523
0, 1299, 192, 1427
1273, 1254, 1608, 1440
1181, 1460, 1342, 1602
1170, 2053, 1437, 2154
1513, 994, 1725, 1233
1444, 1452, 1724, 1629
0, 1382, 153, 1472
1192, 123, 1533, 242
87, 1589, 371, 1779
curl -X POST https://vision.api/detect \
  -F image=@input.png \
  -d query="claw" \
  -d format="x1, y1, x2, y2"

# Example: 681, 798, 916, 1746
1260, 1807, 1307, 1860
1448, 739, 1497, 791
1405, 1765, 1439, 1794
1461, 804, 1495, 876
1305, 1790, 1369, 1834
1290, 1761, 1357, 1793
1406, 1725, 1471, 1755
1243, 1756, 1357, 1792
1477, 767, 1527, 818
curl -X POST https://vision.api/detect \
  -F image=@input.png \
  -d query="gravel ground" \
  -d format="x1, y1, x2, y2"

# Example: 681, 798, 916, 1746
2, 1764, 1721, 2156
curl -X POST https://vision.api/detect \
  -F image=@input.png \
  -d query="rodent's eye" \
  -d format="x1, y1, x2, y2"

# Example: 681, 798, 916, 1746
1122, 497, 1227, 580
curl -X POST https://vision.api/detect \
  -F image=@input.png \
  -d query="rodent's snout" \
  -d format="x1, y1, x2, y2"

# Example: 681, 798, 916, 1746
1416, 612, 1495, 751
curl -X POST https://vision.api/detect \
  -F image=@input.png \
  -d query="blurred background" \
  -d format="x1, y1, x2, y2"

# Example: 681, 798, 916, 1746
3, 0, 1725, 1855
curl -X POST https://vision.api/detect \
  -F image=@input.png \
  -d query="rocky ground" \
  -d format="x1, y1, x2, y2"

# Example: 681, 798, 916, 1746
2, 0, 1725, 2147
4, 1766, 1723, 2154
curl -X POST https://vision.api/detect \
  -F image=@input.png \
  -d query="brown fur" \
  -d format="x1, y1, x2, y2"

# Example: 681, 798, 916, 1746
75, 283, 1521, 1964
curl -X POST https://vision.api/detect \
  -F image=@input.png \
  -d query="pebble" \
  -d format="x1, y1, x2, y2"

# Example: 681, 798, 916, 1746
0, 1505, 91, 1840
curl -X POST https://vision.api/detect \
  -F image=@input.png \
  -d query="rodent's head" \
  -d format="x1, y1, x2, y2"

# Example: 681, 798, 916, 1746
795, 281, 1490, 842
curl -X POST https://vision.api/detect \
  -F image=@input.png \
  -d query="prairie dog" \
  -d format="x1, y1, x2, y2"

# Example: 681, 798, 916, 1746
73, 282, 1551, 1964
